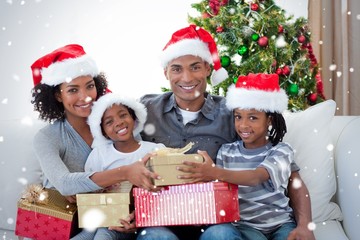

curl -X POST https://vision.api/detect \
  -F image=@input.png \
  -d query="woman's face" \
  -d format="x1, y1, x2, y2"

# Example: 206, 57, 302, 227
55, 75, 97, 120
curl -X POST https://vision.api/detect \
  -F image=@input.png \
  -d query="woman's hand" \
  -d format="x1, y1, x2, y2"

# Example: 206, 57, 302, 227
64, 195, 76, 203
108, 211, 137, 233
177, 150, 217, 183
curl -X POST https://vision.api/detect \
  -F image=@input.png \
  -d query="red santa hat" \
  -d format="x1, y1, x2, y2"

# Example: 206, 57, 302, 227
31, 44, 99, 86
87, 93, 147, 148
226, 73, 288, 113
160, 24, 228, 86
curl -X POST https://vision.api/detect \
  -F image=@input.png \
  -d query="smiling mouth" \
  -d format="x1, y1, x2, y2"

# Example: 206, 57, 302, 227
180, 85, 196, 90
77, 103, 91, 108
116, 128, 127, 135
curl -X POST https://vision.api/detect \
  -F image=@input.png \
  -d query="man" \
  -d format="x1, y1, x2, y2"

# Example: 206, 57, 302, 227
139, 25, 315, 240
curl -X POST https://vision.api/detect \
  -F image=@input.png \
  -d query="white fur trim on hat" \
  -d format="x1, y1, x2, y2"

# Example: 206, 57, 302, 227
226, 84, 289, 113
41, 54, 99, 86
88, 93, 147, 148
210, 67, 229, 86
159, 38, 212, 69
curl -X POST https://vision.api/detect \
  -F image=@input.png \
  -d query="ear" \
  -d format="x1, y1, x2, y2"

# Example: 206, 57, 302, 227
163, 68, 169, 80
267, 115, 272, 126
55, 91, 62, 103
204, 62, 212, 77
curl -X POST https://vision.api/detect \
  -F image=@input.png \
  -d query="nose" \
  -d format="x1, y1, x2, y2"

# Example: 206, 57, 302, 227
181, 69, 192, 82
78, 88, 91, 102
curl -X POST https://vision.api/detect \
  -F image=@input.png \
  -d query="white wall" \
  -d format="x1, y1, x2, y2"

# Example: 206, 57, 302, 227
0, 0, 307, 122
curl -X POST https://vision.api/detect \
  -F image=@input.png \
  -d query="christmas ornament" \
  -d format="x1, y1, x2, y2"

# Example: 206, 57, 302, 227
251, 3, 259, 11
288, 83, 299, 96
282, 65, 291, 76
202, 12, 211, 19
258, 36, 268, 47
216, 26, 224, 33
298, 35, 306, 43
237, 46, 248, 55
308, 93, 318, 102
275, 68, 282, 75
278, 25, 284, 33
220, 56, 231, 67
251, 33, 259, 41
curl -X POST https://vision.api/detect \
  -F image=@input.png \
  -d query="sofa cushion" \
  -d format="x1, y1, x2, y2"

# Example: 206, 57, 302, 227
283, 100, 343, 223
334, 117, 360, 240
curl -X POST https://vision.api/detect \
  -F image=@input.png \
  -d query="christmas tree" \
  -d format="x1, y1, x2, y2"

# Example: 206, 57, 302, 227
188, 0, 325, 111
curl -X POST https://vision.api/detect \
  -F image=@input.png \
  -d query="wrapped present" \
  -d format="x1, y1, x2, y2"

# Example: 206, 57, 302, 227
148, 154, 204, 186
15, 184, 78, 240
133, 181, 240, 227
76, 181, 133, 228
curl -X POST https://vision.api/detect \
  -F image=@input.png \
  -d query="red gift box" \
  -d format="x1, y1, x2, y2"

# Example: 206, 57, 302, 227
133, 181, 239, 227
15, 188, 78, 240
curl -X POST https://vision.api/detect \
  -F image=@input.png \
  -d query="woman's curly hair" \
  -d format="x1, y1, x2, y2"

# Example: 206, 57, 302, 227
267, 112, 287, 146
31, 72, 108, 123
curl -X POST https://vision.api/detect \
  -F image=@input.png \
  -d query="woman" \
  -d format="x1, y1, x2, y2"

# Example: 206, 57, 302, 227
30, 44, 155, 238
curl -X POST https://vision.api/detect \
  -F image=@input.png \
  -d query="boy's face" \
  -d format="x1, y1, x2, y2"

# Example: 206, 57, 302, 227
101, 104, 135, 142
164, 55, 211, 111
233, 108, 271, 149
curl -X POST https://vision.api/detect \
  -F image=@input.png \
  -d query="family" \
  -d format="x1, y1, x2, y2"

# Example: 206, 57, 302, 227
29, 24, 315, 240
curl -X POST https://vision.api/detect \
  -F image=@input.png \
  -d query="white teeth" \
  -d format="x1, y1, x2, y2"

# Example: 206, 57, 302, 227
116, 128, 126, 134
79, 104, 90, 108
182, 85, 195, 90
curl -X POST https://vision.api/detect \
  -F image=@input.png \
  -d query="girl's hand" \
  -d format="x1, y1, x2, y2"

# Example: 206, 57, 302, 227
125, 153, 161, 191
177, 150, 217, 183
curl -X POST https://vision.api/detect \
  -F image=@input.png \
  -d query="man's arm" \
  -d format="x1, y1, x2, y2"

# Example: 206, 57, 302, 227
287, 171, 316, 240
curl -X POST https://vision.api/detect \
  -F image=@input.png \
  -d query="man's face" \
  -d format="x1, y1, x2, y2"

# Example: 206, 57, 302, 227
164, 55, 211, 110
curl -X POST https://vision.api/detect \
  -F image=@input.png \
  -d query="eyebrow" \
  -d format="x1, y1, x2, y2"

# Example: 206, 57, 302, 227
65, 79, 94, 88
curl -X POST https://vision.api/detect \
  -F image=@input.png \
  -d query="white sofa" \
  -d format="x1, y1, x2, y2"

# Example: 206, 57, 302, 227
0, 100, 359, 239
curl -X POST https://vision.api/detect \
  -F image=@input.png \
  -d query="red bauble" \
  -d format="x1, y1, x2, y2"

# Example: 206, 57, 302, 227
308, 93, 318, 102
258, 36, 268, 47
282, 65, 291, 75
278, 25, 284, 33
202, 12, 211, 19
298, 35, 306, 43
275, 68, 283, 75
216, 26, 223, 33
251, 3, 259, 11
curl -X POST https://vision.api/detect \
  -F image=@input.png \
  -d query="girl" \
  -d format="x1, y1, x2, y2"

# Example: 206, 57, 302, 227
180, 73, 298, 240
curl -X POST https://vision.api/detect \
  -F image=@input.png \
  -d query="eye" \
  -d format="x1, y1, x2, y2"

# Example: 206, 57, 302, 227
87, 83, 95, 89
171, 67, 181, 73
234, 114, 241, 120
119, 113, 129, 119
67, 88, 78, 93
104, 119, 113, 126
191, 65, 201, 71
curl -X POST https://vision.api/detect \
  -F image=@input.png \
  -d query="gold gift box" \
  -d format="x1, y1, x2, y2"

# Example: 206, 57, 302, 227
76, 181, 133, 228
147, 154, 204, 186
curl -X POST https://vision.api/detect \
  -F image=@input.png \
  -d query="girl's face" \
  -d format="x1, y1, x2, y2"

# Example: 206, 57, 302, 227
233, 108, 271, 149
55, 75, 97, 120
101, 104, 135, 143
